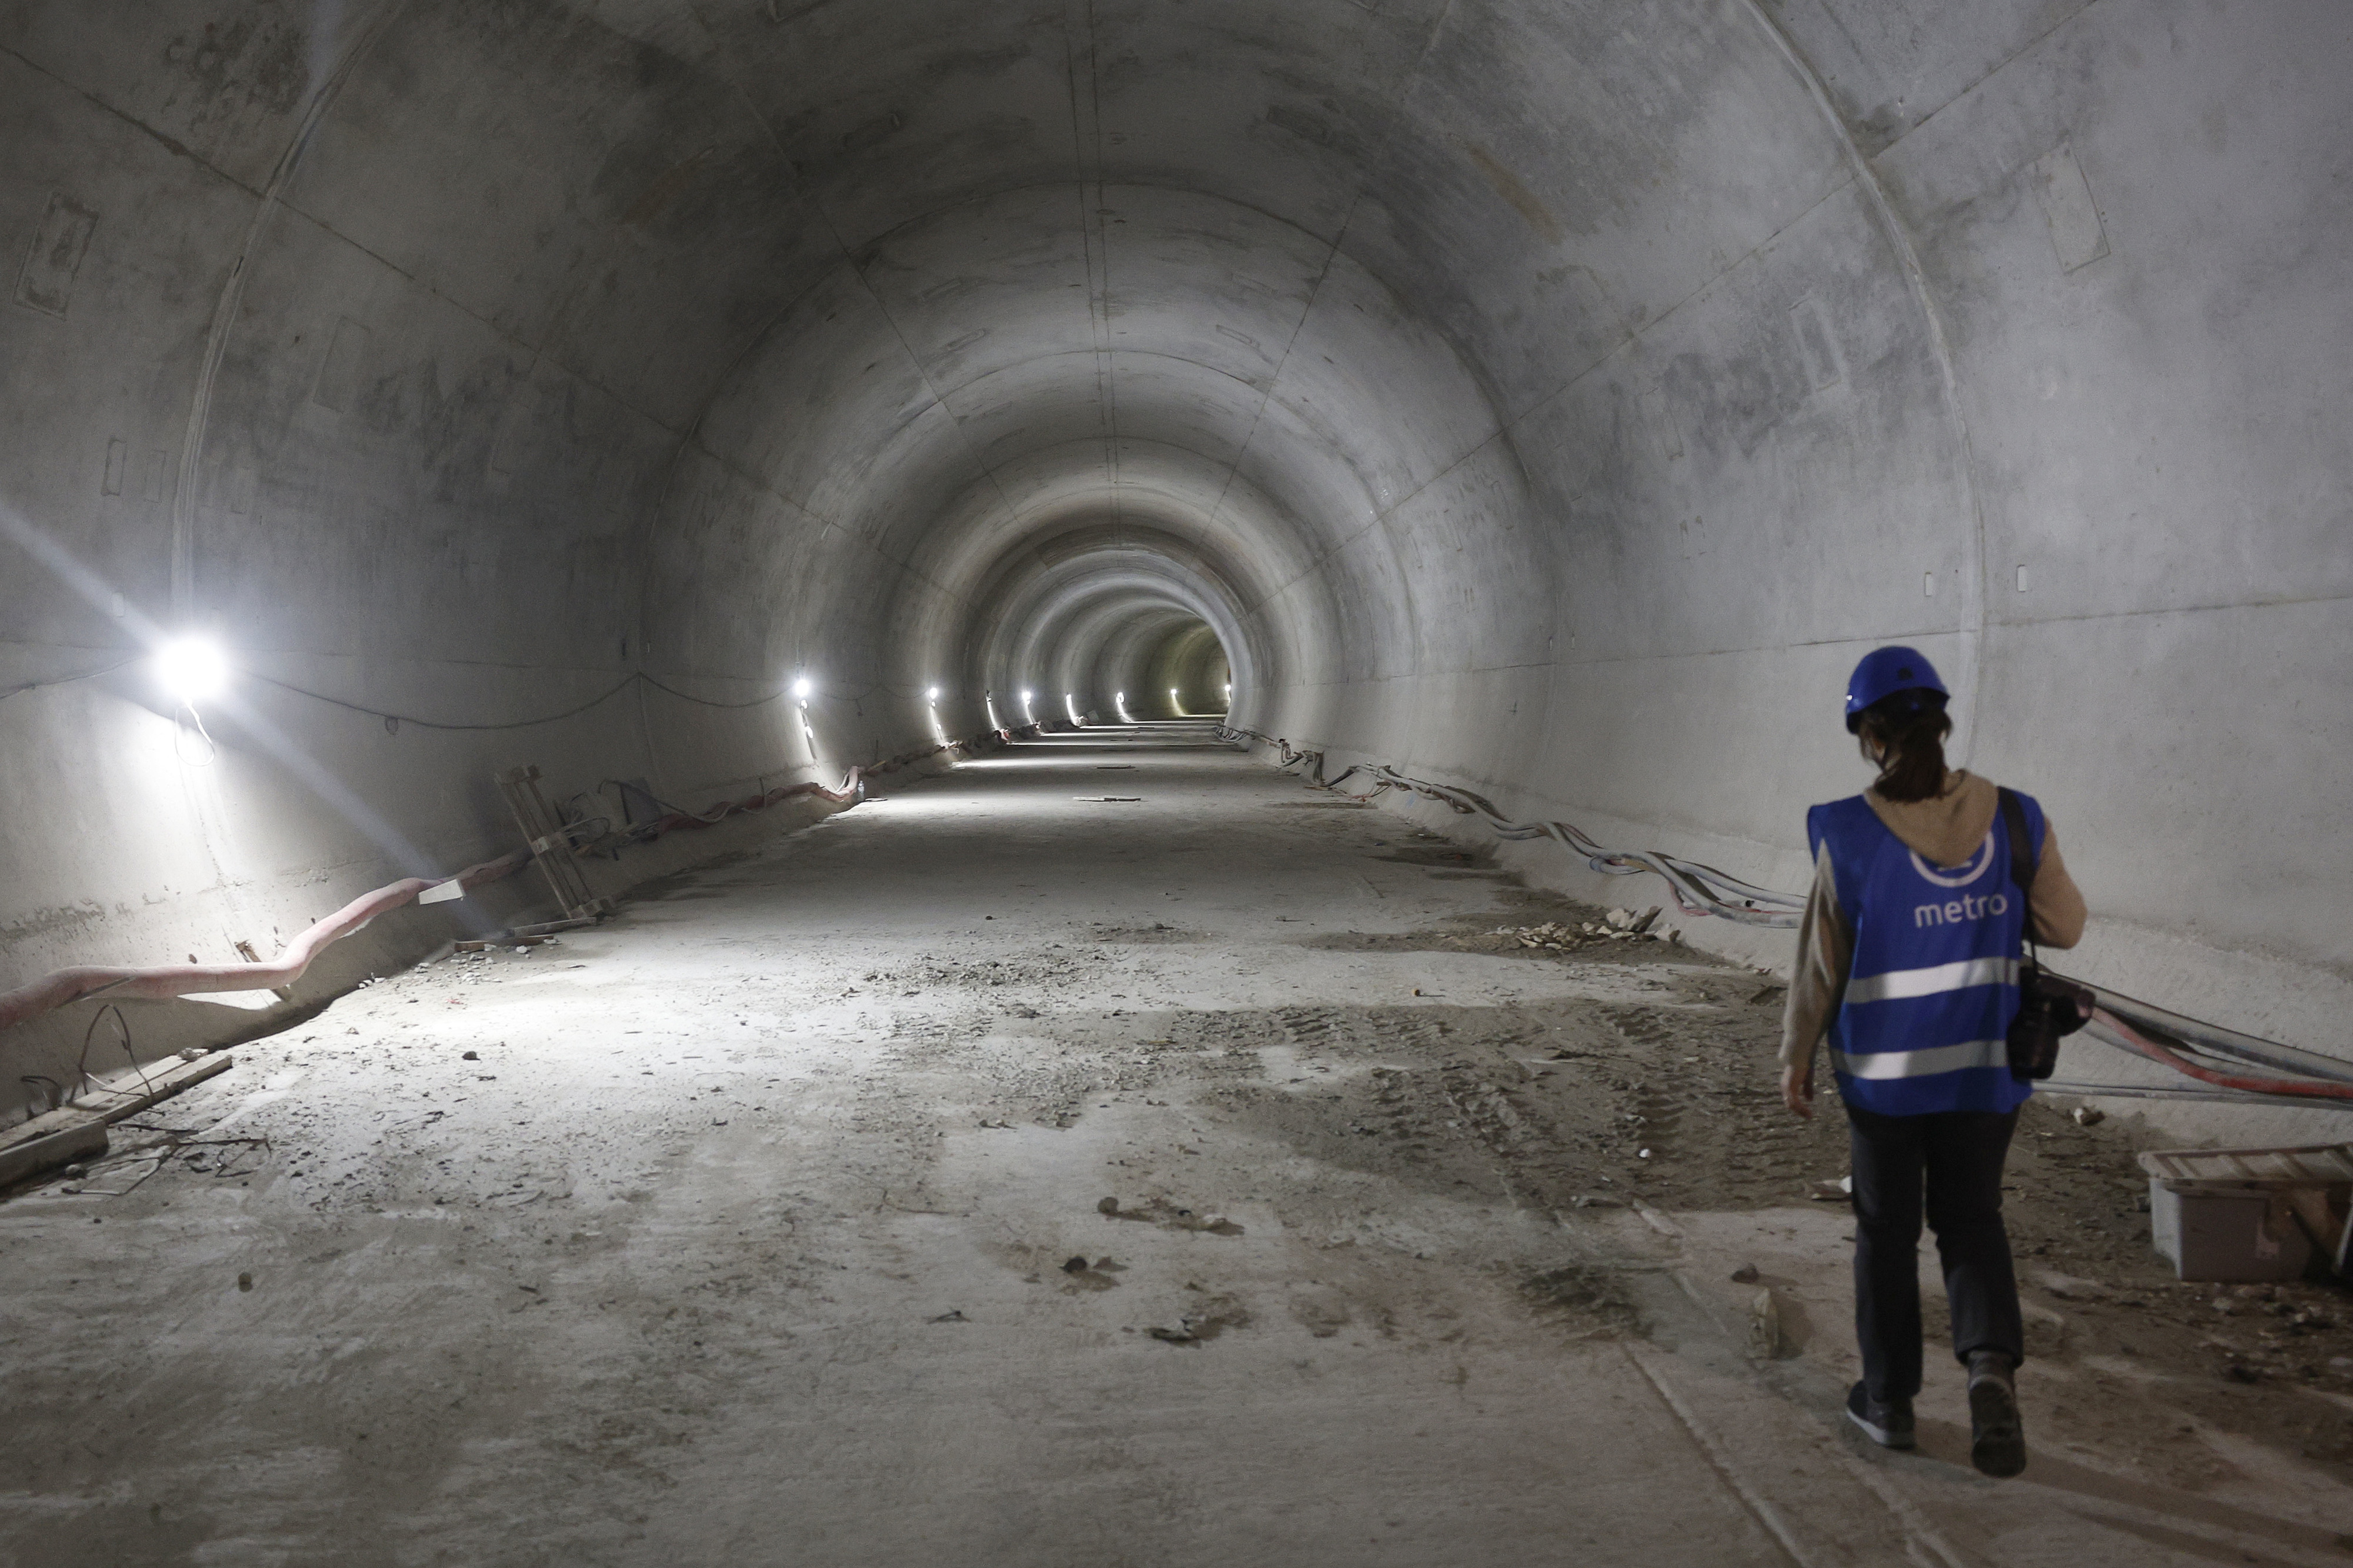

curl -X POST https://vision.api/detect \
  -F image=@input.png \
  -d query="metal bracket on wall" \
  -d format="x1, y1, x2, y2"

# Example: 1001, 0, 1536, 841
494, 765, 612, 924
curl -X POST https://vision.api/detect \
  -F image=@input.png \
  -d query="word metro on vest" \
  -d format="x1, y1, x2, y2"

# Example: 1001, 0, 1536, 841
1808, 795, 2046, 1116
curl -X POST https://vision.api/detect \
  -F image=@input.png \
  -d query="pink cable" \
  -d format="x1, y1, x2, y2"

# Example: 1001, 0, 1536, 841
0, 849, 529, 1033
2094, 1007, 2353, 1101
0, 761, 898, 1036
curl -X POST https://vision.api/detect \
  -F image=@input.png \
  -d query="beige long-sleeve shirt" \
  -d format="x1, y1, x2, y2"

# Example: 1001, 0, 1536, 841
1778, 770, 2087, 1072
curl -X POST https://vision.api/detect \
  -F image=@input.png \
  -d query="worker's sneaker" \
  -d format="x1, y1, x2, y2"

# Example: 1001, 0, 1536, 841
1844, 1382, 1915, 1450
1967, 1352, 2027, 1478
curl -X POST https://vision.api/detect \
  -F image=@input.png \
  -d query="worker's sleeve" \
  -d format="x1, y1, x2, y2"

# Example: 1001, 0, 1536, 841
2028, 824, 2089, 949
1778, 842, 1852, 1071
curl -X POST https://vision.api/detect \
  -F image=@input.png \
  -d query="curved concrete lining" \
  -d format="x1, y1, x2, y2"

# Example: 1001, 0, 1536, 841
3, 0, 2349, 1112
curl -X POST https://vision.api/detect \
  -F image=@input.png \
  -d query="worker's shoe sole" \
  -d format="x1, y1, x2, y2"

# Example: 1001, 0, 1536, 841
1968, 1376, 2028, 1477
1845, 1382, 1915, 1450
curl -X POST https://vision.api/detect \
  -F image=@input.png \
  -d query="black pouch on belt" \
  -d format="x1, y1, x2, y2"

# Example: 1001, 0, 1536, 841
1999, 787, 2095, 1081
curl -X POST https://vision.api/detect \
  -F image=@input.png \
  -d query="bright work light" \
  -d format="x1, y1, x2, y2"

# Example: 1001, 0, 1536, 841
154, 636, 229, 704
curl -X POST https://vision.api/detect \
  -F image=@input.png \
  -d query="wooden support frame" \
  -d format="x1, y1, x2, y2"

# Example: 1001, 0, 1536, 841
494, 765, 612, 924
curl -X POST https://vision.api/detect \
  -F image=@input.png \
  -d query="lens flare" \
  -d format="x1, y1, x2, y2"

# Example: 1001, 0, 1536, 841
154, 636, 229, 704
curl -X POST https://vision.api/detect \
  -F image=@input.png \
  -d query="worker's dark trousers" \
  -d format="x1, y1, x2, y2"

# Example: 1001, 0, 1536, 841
1847, 1104, 2026, 1404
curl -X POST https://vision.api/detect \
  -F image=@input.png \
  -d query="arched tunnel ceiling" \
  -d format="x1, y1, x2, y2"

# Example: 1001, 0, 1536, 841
3, 0, 2349, 1022
120, 0, 1839, 702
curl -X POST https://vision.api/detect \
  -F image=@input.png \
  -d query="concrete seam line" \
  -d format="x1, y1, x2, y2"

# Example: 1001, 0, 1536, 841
1619, 1344, 1822, 1568
1729, 0, 1993, 772
169, 0, 415, 621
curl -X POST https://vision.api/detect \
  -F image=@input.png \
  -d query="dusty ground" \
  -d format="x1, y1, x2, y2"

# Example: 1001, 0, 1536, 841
4, 725, 2351, 1566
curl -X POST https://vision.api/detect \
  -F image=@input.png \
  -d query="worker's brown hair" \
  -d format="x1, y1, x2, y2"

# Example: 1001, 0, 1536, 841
1857, 694, 1952, 803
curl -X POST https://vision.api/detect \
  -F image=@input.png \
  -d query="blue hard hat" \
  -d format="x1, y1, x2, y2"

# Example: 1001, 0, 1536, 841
1844, 646, 1948, 733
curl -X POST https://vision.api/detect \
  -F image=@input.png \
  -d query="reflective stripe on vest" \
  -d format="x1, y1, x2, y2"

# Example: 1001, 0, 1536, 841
1844, 956, 2019, 1005
1834, 1037, 2008, 1079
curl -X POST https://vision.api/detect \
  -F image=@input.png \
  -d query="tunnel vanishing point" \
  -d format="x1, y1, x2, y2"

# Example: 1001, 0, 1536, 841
2, 2, 2351, 1563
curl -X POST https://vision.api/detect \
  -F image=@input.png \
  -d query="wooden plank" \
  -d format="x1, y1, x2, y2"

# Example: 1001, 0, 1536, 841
0, 1052, 237, 1160
0, 1120, 108, 1188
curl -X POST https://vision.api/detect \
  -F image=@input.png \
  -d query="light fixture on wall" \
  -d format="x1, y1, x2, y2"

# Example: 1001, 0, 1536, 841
1020, 689, 1035, 724
1065, 692, 1081, 726
1114, 690, 1133, 723
793, 673, 816, 753
154, 635, 229, 705
926, 686, 941, 702
152, 634, 228, 766
984, 690, 1001, 729
1169, 686, 1181, 716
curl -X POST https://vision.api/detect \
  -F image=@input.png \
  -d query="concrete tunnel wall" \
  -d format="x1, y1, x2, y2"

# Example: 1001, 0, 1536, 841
2, 1, 2349, 1123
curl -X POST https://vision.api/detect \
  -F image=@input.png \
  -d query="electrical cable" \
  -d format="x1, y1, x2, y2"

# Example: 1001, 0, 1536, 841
1219, 726, 1804, 927
1221, 723, 2353, 1106
635, 673, 792, 710
0, 655, 138, 704
75, 1003, 152, 1102
246, 670, 641, 730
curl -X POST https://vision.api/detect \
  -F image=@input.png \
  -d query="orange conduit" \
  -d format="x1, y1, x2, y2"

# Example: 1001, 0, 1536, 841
0, 732, 1005, 1039
0, 849, 531, 1033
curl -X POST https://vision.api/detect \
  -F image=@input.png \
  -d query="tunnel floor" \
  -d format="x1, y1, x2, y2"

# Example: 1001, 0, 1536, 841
5, 727, 2351, 1565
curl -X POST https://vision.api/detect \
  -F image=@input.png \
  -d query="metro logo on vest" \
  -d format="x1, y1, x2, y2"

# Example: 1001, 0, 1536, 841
1808, 796, 2045, 1115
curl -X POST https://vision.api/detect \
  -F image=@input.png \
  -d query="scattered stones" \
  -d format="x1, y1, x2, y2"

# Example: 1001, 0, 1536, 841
1098, 1195, 1244, 1235
1147, 1292, 1249, 1345
1730, 1263, 1760, 1284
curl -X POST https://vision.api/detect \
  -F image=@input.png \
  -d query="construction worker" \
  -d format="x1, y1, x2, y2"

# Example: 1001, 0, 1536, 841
1779, 646, 2087, 1477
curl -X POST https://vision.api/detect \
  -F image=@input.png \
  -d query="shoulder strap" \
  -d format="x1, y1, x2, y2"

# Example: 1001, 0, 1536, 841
1997, 786, 2037, 890
1998, 786, 2039, 955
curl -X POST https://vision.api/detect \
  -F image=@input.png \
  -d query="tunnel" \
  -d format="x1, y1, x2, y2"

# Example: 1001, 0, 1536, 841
4, 1, 2351, 1560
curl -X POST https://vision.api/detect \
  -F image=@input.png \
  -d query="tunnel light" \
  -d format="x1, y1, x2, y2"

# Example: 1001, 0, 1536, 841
1019, 689, 1035, 723
926, 686, 941, 703
154, 635, 229, 705
1065, 692, 1081, 726
791, 675, 812, 700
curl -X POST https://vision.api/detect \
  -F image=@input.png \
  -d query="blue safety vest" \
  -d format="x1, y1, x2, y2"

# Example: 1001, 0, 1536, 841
1808, 790, 2044, 1116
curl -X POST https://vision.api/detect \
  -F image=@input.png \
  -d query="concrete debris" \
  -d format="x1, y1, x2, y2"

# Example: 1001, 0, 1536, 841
1147, 1292, 1250, 1346
1808, 1176, 1852, 1202
2074, 1106, 2107, 1127
1489, 914, 1682, 952
1098, 1196, 1244, 1235
1730, 1264, 1760, 1284
1747, 1289, 1788, 1360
